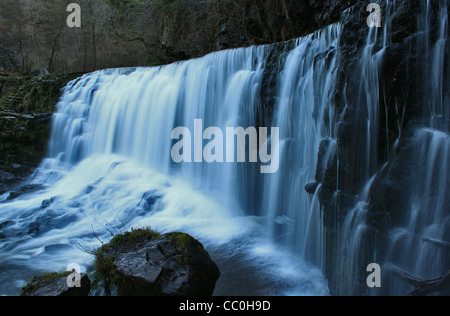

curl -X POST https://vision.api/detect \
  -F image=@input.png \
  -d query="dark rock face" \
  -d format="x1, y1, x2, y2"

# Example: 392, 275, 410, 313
0, 111, 51, 192
140, 190, 163, 211
0, 73, 81, 194
96, 231, 220, 296
314, 0, 449, 295
20, 272, 91, 297
305, 182, 320, 195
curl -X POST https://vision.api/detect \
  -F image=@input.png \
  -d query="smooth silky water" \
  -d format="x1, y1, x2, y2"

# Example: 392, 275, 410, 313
0, 26, 339, 296
1, 0, 448, 296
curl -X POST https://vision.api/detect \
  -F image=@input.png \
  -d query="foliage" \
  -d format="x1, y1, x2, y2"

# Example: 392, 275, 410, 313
0, 0, 356, 74
0, 73, 82, 113
20, 272, 72, 296
93, 227, 161, 288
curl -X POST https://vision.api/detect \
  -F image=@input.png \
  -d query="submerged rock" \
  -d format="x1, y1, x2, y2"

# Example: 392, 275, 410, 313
305, 182, 320, 195
20, 272, 91, 296
140, 190, 163, 211
95, 228, 220, 296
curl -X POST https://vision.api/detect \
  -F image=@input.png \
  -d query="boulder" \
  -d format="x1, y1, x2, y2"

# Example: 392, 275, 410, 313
95, 229, 220, 296
20, 272, 91, 296
305, 182, 319, 195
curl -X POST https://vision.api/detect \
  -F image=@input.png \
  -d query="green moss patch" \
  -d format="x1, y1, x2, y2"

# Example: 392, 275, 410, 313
93, 227, 162, 287
95, 227, 162, 255
20, 271, 72, 296
0, 73, 83, 113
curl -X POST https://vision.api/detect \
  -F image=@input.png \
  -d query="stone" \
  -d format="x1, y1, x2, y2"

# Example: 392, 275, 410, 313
20, 272, 91, 296
305, 182, 320, 195
95, 229, 220, 296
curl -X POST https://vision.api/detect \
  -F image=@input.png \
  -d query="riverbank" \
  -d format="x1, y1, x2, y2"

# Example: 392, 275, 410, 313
0, 73, 82, 192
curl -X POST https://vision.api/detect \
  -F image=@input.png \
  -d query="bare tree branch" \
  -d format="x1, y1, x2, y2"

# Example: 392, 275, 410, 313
423, 238, 450, 249
392, 267, 450, 296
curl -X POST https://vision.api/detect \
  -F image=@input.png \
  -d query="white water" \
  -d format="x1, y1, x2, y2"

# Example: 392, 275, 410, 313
0, 27, 339, 295
1, 0, 448, 296
264, 25, 340, 270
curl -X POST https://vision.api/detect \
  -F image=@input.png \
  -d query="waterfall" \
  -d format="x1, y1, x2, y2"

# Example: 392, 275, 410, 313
0, 26, 338, 296
382, 0, 450, 295
0, 0, 448, 297
337, 0, 450, 296
384, 129, 450, 295
334, 0, 397, 296
46, 47, 267, 212
264, 25, 340, 270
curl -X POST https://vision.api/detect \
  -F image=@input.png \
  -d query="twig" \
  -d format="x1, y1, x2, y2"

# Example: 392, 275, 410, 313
92, 224, 104, 245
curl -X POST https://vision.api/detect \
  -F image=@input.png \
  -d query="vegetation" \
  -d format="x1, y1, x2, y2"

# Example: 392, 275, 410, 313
93, 227, 162, 289
20, 271, 72, 296
0, 73, 81, 113
0, 0, 356, 74
0, 72, 82, 182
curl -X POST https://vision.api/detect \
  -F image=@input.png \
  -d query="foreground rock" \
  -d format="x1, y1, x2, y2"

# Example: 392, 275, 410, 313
20, 272, 91, 296
95, 228, 220, 296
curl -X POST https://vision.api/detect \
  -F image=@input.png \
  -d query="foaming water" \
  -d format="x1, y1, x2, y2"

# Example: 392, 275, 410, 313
0, 154, 330, 295
0, 26, 338, 295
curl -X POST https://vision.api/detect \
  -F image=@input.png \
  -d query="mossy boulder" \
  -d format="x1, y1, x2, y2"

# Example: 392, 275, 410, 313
20, 272, 91, 297
95, 228, 220, 296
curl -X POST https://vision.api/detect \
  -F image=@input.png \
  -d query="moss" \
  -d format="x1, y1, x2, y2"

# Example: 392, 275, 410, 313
20, 271, 72, 296
167, 232, 194, 248
174, 255, 190, 266
0, 73, 83, 113
93, 227, 162, 287
96, 227, 162, 255
94, 254, 118, 288
168, 232, 209, 257
107, 0, 144, 14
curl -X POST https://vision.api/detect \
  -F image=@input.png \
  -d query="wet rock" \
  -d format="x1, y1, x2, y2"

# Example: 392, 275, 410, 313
6, 191, 21, 201
95, 228, 220, 296
44, 244, 73, 254
0, 220, 16, 239
0, 169, 16, 191
0, 220, 15, 230
20, 272, 91, 296
140, 191, 162, 211
0, 220, 25, 239
5, 184, 45, 201
84, 178, 104, 194
68, 201, 82, 208
27, 209, 78, 236
40, 196, 58, 209
305, 182, 320, 195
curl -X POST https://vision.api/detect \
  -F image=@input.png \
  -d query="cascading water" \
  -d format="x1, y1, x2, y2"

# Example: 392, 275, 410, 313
337, 0, 450, 296
0, 26, 339, 296
0, 0, 448, 297
382, 0, 450, 296
384, 129, 450, 295
334, 0, 397, 296
264, 25, 340, 270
